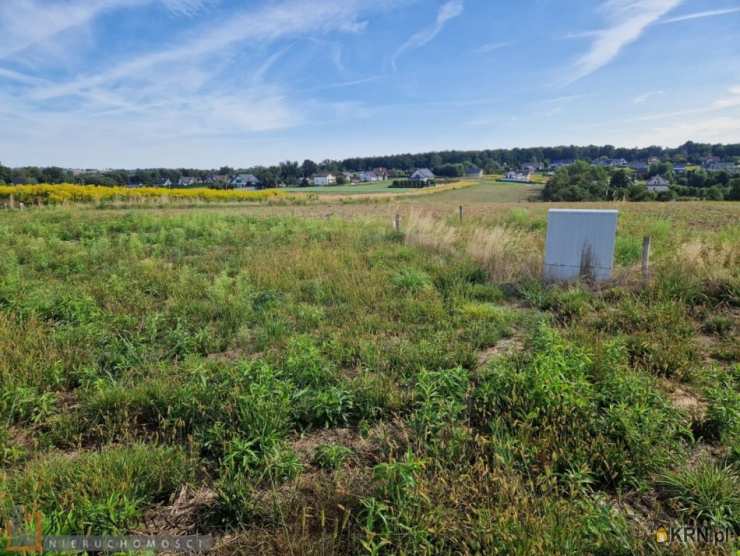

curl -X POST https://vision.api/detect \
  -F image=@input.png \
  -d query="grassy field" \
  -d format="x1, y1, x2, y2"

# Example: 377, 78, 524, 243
0, 197, 738, 554
284, 179, 400, 194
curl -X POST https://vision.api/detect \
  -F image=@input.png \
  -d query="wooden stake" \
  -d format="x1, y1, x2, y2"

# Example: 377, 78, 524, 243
9, 194, 15, 209
459, 205, 464, 223
641, 236, 651, 281
394, 213, 401, 233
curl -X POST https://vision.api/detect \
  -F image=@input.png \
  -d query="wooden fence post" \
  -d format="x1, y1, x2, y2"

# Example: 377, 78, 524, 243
641, 236, 651, 282
459, 205, 463, 223
394, 213, 401, 233
9, 194, 15, 209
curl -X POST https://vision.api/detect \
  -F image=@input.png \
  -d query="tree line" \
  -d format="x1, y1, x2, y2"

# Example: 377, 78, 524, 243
1, 141, 739, 188
543, 161, 740, 202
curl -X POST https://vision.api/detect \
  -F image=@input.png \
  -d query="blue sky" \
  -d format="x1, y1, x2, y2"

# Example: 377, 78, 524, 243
1, 0, 739, 168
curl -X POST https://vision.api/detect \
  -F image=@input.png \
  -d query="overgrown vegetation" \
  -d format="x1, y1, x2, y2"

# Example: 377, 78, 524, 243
0, 202, 738, 554
0, 183, 289, 205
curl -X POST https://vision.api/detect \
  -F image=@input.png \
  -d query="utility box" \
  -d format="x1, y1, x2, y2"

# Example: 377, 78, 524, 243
544, 209, 618, 282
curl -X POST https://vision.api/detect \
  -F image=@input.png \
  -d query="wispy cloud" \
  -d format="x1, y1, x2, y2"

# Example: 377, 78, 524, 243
391, 0, 464, 70
30, 0, 379, 102
0, 0, 403, 168
0, 0, 212, 61
473, 41, 511, 54
565, 0, 683, 84
633, 89, 664, 103
659, 6, 740, 24
161, 0, 212, 16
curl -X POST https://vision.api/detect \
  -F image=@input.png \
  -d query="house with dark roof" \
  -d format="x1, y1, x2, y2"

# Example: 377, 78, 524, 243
465, 165, 484, 178
549, 159, 575, 170
410, 168, 435, 182
647, 175, 670, 193
705, 162, 740, 174
359, 171, 380, 182
231, 174, 260, 188
178, 176, 199, 187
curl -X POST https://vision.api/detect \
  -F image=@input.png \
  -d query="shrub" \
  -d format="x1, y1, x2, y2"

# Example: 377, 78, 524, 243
313, 444, 354, 469
658, 460, 739, 529
702, 366, 739, 461
391, 268, 433, 293
294, 385, 355, 428
473, 325, 688, 488
0, 444, 193, 535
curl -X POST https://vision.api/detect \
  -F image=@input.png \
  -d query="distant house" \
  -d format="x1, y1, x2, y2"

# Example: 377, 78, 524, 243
207, 174, 231, 187
630, 161, 649, 173
520, 162, 540, 173
312, 172, 336, 186
342, 171, 357, 183
410, 168, 435, 182
465, 165, 484, 178
374, 167, 390, 179
549, 159, 574, 170
178, 176, 199, 187
647, 156, 661, 166
159, 178, 173, 187
673, 164, 687, 174
647, 175, 670, 193
705, 162, 740, 174
359, 171, 380, 182
593, 158, 627, 168
231, 174, 260, 188
502, 170, 532, 183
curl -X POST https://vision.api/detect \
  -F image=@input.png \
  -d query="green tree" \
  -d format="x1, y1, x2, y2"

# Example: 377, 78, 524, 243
0, 162, 10, 184
610, 169, 631, 190
302, 159, 318, 178
543, 161, 609, 201
705, 186, 724, 201
727, 178, 740, 201
627, 183, 650, 201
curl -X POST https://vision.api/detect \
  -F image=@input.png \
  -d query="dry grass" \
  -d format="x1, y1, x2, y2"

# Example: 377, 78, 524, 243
404, 210, 459, 252
404, 209, 542, 283
676, 238, 739, 284
466, 225, 542, 283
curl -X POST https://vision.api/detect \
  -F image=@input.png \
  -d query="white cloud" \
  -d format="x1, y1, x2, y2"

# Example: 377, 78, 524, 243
565, 0, 683, 84
712, 85, 740, 109
391, 0, 464, 70
633, 116, 740, 146
659, 6, 740, 24
633, 89, 664, 103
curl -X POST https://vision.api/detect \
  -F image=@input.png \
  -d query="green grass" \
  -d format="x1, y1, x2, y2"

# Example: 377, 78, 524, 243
408, 176, 542, 204
284, 179, 400, 194
0, 203, 738, 554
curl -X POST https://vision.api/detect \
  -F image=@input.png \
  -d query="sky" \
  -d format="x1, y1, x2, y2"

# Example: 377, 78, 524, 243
0, 0, 739, 168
